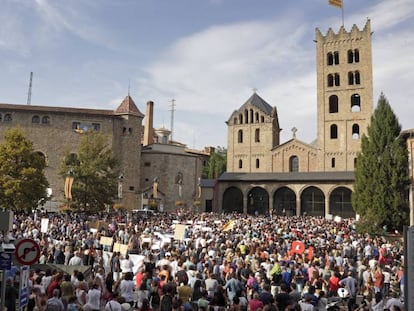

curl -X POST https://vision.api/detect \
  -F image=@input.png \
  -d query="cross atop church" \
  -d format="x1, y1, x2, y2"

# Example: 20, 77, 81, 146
291, 127, 297, 139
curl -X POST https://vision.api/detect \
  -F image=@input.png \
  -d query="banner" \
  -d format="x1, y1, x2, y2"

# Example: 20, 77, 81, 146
64, 176, 74, 200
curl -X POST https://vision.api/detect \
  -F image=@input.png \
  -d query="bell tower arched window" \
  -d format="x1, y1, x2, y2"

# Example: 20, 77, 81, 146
329, 95, 338, 113
238, 130, 243, 143
330, 124, 338, 139
351, 94, 361, 112
238, 159, 243, 169
327, 74, 334, 87
352, 124, 360, 139
255, 129, 260, 142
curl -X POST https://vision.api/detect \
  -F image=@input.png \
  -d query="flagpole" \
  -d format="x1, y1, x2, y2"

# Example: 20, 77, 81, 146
341, 0, 345, 27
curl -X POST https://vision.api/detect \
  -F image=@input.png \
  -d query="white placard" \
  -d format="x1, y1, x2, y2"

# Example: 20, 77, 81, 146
41, 218, 49, 233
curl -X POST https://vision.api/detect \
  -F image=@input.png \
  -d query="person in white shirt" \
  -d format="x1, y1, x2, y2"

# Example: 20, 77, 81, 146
86, 283, 101, 311
68, 251, 83, 266
385, 292, 403, 310
119, 272, 136, 306
120, 254, 134, 276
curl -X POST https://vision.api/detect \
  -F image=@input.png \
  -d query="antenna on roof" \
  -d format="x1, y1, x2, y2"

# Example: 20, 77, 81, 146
170, 99, 176, 141
128, 78, 130, 96
27, 72, 33, 105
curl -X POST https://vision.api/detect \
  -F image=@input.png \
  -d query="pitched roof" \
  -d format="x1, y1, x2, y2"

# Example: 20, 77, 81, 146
115, 95, 144, 117
240, 92, 273, 114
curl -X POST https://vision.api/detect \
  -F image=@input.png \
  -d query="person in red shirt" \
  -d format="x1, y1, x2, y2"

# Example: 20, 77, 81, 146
374, 266, 384, 294
248, 293, 264, 311
328, 271, 341, 297
47, 272, 63, 298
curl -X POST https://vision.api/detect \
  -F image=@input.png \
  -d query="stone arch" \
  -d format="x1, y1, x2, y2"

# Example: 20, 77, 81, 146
273, 187, 296, 216
247, 187, 269, 215
222, 187, 243, 214
329, 187, 355, 218
300, 186, 325, 216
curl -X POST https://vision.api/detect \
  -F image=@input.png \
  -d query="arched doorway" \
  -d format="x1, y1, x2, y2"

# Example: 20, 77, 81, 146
329, 187, 355, 218
273, 187, 296, 216
301, 186, 325, 216
222, 187, 243, 213
247, 187, 269, 215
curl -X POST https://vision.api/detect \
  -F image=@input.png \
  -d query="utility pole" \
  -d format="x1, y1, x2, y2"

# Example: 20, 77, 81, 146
27, 72, 33, 105
170, 99, 176, 142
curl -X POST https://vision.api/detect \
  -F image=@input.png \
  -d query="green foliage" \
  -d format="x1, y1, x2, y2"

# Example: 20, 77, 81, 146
352, 94, 410, 233
0, 128, 49, 211
203, 146, 227, 179
59, 131, 118, 212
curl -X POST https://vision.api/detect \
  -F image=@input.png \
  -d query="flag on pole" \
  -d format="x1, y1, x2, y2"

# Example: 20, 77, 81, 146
328, 0, 342, 8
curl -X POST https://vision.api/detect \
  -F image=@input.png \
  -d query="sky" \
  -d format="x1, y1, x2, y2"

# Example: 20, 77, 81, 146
1, 0, 414, 150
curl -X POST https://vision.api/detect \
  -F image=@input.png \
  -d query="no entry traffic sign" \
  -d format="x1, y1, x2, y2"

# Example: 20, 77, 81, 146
14, 238, 41, 266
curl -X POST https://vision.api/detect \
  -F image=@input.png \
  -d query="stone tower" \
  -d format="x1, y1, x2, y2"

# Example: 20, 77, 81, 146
114, 95, 144, 209
315, 20, 373, 171
226, 92, 280, 172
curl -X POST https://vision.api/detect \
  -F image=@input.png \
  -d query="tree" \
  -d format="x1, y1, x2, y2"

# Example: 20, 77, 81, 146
0, 128, 49, 211
352, 94, 410, 233
203, 147, 227, 179
59, 131, 119, 212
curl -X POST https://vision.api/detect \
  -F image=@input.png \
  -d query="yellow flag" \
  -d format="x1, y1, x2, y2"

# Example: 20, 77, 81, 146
328, 0, 342, 8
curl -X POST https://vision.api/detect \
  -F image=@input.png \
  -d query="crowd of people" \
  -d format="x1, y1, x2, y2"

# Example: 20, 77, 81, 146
2, 209, 406, 311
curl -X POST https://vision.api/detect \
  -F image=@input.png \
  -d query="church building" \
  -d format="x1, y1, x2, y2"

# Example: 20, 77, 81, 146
213, 20, 374, 217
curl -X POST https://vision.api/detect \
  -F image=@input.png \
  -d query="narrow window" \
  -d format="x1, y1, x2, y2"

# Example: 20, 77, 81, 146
255, 129, 260, 142
238, 130, 243, 143
250, 109, 254, 123
239, 114, 243, 124
72, 122, 80, 130
352, 124, 360, 139
348, 72, 354, 85
41, 116, 50, 124
0, 114, 2, 122
355, 71, 361, 84
244, 110, 249, 124
354, 157, 357, 168
123, 127, 127, 135
256, 159, 260, 169
255, 112, 259, 123
32, 116, 40, 123
92, 123, 100, 131
4, 114, 12, 122
330, 124, 338, 139
331, 158, 336, 168
351, 94, 361, 112
329, 95, 338, 113
334, 51, 339, 65
334, 73, 340, 86
289, 156, 299, 172
128, 128, 133, 135
239, 159, 243, 169
327, 52, 333, 66
261, 116, 265, 123
347, 49, 354, 63
354, 49, 360, 63
327, 74, 334, 87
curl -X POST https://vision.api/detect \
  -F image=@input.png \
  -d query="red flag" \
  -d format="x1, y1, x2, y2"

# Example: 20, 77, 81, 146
291, 241, 305, 254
